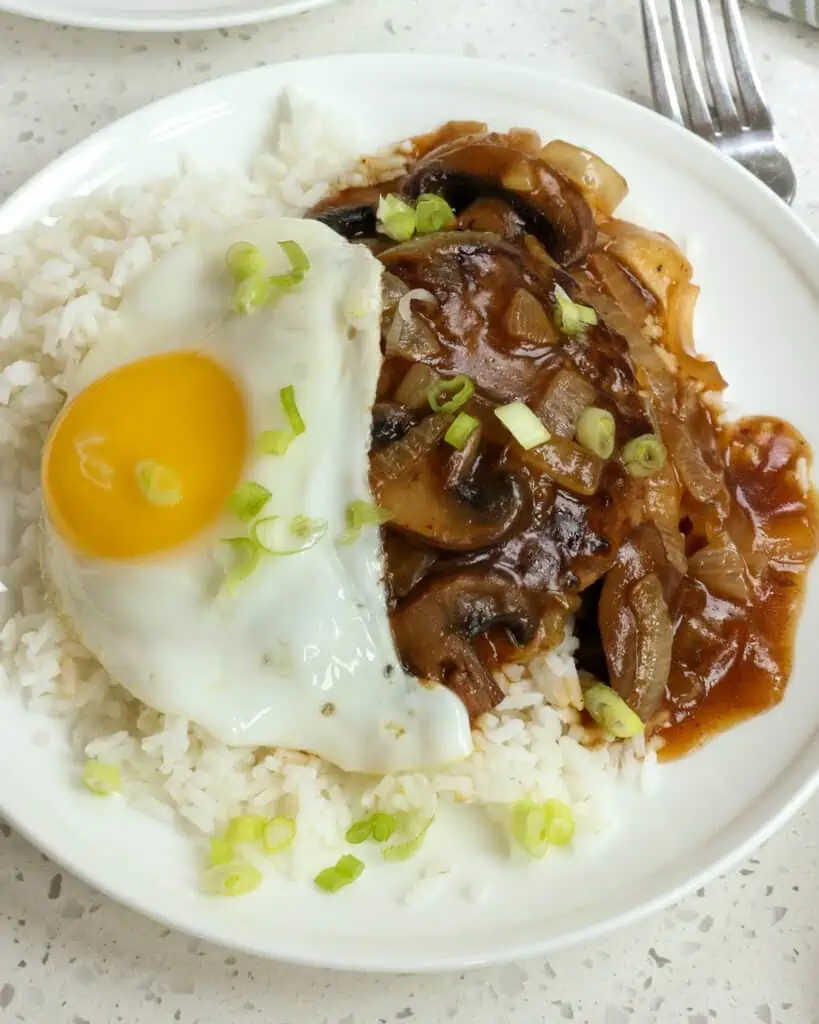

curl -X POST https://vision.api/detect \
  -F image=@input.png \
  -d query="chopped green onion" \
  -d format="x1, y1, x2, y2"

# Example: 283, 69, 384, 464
227, 481, 271, 522
226, 241, 266, 282
415, 193, 456, 234
377, 194, 417, 242
267, 272, 303, 293
494, 401, 551, 450
621, 433, 667, 478
314, 855, 365, 893
220, 537, 261, 592
225, 815, 267, 845
279, 239, 311, 278
82, 759, 120, 797
370, 812, 397, 843
339, 499, 392, 545
202, 860, 263, 897
336, 854, 365, 881
427, 374, 475, 414
262, 816, 296, 854
256, 385, 306, 457
382, 815, 433, 862
232, 273, 272, 315
251, 515, 327, 556
209, 837, 235, 867
575, 407, 616, 460
345, 817, 373, 845
135, 460, 182, 508
579, 306, 598, 325
553, 284, 598, 335
510, 800, 550, 858
542, 799, 575, 847
347, 499, 391, 529
444, 411, 479, 450
279, 384, 305, 437
256, 429, 294, 456
584, 682, 644, 739
314, 867, 347, 893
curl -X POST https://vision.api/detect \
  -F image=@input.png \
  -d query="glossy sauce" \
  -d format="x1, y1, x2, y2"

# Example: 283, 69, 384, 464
660, 418, 817, 757
319, 132, 818, 760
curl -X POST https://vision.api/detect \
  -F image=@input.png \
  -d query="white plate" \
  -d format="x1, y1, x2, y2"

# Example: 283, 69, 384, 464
1, 55, 817, 972
0, 0, 335, 32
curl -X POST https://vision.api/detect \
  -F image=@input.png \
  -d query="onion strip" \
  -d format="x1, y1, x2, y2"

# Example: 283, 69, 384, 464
385, 288, 439, 358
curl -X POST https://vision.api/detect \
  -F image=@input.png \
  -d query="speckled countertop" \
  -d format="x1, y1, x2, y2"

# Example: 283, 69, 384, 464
0, 2, 817, 1021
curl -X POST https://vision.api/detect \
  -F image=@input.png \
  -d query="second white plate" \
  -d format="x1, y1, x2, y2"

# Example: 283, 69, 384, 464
0, 0, 336, 32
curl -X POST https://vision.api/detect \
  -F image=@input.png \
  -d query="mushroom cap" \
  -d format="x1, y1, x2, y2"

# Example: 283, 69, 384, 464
390, 570, 538, 718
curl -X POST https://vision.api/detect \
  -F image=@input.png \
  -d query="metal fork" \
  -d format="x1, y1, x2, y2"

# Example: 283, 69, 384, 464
641, 0, 796, 203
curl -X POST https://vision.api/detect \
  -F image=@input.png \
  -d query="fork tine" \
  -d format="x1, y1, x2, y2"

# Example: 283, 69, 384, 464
668, 0, 715, 137
693, 0, 742, 134
721, 0, 773, 132
640, 0, 684, 125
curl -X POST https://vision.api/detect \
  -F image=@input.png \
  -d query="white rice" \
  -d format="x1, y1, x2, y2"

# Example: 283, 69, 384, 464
0, 92, 654, 890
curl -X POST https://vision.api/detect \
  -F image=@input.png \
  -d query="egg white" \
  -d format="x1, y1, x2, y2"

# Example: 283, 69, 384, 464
42, 217, 473, 774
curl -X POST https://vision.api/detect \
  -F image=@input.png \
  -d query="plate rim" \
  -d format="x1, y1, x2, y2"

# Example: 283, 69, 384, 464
0, 53, 817, 972
0, 0, 335, 32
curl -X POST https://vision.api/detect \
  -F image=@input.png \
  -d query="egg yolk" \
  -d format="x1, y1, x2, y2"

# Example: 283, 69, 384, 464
42, 351, 248, 560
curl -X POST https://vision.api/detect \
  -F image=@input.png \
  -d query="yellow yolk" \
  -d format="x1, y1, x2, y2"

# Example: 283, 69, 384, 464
42, 351, 248, 560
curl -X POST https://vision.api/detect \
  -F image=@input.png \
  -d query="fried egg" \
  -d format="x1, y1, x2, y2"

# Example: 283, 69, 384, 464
41, 217, 472, 774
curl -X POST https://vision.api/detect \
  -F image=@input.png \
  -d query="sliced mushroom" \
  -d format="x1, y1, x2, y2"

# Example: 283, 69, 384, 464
372, 402, 418, 447
312, 204, 378, 239
402, 137, 597, 265
382, 530, 438, 603
381, 232, 558, 403
390, 571, 538, 717
371, 414, 528, 551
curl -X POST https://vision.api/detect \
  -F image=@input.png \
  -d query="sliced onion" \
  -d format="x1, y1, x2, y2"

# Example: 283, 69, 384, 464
629, 573, 673, 720
604, 219, 692, 308
664, 418, 725, 504
445, 421, 482, 488
572, 271, 676, 413
506, 126, 543, 156
394, 362, 442, 410
381, 270, 408, 313
689, 539, 751, 603
643, 464, 687, 574
587, 251, 656, 332
764, 514, 819, 569
536, 368, 597, 436
385, 288, 439, 359
725, 502, 765, 576
370, 413, 452, 483
540, 139, 628, 218
665, 384, 727, 505
502, 159, 538, 193
505, 288, 557, 346
665, 282, 727, 393
516, 433, 603, 496
397, 288, 437, 322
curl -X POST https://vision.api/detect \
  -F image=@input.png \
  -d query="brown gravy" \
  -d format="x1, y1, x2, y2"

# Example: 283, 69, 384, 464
316, 127, 818, 760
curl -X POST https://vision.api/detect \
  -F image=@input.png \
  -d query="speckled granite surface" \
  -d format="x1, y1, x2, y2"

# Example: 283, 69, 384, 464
0, 2, 817, 1021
